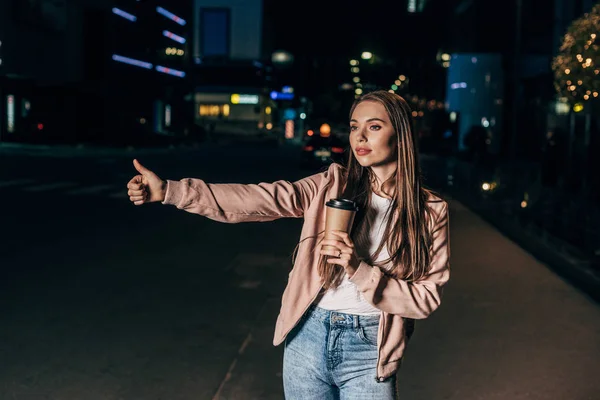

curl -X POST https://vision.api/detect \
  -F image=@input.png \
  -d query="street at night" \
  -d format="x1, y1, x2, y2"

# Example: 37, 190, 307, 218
0, 142, 598, 399
2, 0, 600, 398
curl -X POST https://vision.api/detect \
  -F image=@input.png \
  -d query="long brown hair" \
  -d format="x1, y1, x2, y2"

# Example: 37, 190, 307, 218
319, 90, 438, 289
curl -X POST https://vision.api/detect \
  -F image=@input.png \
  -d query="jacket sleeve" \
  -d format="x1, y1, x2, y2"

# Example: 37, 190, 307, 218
161, 166, 334, 223
349, 201, 450, 319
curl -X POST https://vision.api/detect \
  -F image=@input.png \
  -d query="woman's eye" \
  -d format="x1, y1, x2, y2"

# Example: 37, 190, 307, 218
350, 126, 357, 131
370, 125, 381, 131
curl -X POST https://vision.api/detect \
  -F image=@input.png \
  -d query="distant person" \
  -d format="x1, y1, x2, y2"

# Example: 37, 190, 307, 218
126, 90, 451, 399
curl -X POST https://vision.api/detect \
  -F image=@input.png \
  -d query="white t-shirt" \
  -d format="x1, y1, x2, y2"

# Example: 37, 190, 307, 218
316, 192, 392, 315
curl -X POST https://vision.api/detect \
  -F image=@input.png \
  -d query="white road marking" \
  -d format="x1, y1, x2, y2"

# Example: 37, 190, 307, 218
108, 190, 128, 199
0, 179, 36, 188
66, 184, 115, 196
23, 182, 77, 192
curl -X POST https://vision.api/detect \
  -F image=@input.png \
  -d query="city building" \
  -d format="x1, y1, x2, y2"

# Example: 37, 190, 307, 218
190, 0, 282, 139
425, 0, 596, 158
0, 0, 101, 144
100, 0, 192, 143
446, 54, 504, 153
0, 0, 194, 145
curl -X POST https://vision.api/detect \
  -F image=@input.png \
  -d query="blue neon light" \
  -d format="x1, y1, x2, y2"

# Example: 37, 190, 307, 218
155, 65, 186, 78
450, 82, 467, 89
156, 6, 186, 26
112, 7, 137, 22
270, 91, 294, 100
162, 30, 186, 44
112, 54, 153, 69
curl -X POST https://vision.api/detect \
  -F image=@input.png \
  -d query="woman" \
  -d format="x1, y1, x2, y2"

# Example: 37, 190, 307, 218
126, 90, 450, 399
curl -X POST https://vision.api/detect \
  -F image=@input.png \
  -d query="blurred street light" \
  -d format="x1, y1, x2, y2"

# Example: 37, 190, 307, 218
272, 50, 293, 65
361, 52, 373, 60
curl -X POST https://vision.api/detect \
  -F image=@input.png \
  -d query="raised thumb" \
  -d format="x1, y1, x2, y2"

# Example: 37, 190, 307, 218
133, 159, 151, 176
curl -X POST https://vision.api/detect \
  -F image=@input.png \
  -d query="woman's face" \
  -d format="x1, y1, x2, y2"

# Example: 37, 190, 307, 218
349, 100, 397, 172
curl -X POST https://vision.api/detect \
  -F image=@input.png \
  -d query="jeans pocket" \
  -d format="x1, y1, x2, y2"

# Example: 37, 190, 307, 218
356, 324, 378, 346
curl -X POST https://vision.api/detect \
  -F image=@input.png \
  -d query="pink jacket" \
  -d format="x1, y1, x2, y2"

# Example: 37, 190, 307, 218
162, 163, 450, 380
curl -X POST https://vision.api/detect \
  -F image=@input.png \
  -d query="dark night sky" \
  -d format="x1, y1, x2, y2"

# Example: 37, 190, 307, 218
263, 0, 441, 59
261, 0, 450, 106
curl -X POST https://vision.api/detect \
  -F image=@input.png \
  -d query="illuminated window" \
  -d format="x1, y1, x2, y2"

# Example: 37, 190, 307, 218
408, 0, 417, 12
199, 104, 230, 117
408, 0, 427, 12
165, 105, 171, 127
7, 95, 15, 133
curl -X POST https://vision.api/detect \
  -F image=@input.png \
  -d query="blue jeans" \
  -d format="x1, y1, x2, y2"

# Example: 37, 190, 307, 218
283, 306, 398, 399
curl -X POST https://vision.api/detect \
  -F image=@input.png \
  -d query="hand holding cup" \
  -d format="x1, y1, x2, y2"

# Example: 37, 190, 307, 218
319, 198, 360, 276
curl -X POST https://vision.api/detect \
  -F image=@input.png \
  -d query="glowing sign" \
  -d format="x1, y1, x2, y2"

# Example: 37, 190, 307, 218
155, 65, 186, 78
270, 91, 294, 100
163, 30, 186, 44
165, 47, 184, 56
450, 82, 467, 89
283, 108, 296, 120
285, 120, 294, 139
230, 94, 259, 104
156, 6, 186, 26
112, 7, 137, 22
112, 54, 152, 69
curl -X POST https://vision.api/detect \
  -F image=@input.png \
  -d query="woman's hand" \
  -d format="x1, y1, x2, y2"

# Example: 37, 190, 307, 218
126, 159, 167, 205
319, 230, 360, 278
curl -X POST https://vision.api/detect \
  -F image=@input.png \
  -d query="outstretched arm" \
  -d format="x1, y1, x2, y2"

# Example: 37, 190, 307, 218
162, 173, 323, 223
127, 159, 332, 223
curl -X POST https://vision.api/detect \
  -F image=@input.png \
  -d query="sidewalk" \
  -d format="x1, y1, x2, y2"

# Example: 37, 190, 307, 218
420, 155, 600, 303
214, 198, 600, 399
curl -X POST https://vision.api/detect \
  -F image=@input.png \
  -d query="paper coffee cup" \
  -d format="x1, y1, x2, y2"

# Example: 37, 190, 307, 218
323, 198, 359, 251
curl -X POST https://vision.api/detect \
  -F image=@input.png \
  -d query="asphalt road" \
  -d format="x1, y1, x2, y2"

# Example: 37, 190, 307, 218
0, 141, 599, 400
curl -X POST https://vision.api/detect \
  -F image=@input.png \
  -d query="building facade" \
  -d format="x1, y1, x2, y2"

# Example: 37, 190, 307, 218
102, 0, 192, 142
190, 0, 286, 138
0, 0, 196, 145
446, 54, 504, 154
0, 0, 111, 144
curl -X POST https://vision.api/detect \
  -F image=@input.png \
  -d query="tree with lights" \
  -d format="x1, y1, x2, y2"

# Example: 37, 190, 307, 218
551, 3, 600, 193
552, 3, 600, 107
